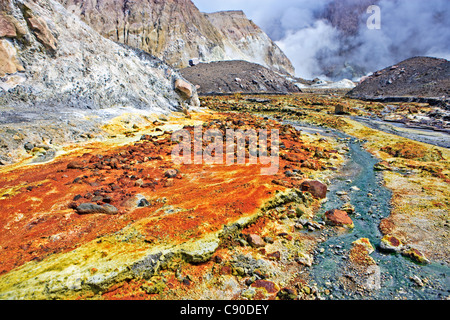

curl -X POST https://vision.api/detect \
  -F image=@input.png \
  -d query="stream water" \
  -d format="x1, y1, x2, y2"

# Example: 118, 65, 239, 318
288, 121, 450, 300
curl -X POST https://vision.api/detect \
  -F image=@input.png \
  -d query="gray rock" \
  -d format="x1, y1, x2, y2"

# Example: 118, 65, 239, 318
75, 203, 119, 215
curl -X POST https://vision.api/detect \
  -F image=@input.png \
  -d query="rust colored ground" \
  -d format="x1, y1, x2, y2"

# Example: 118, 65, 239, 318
0, 111, 327, 277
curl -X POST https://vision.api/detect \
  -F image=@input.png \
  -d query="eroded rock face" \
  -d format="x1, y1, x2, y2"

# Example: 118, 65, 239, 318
0, 38, 24, 76
58, 0, 294, 75
204, 10, 295, 76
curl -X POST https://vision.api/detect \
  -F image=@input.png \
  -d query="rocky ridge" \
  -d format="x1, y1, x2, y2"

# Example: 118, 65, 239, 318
58, 0, 295, 75
347, 56, 450, 103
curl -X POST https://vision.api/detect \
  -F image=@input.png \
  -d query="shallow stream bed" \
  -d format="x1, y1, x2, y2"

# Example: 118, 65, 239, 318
289, 121, 450, 300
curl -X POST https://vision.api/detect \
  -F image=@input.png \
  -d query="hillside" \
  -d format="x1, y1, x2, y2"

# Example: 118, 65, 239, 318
347, 56, 450, 102
58, 0, 295, 75
180, 60, 301, 95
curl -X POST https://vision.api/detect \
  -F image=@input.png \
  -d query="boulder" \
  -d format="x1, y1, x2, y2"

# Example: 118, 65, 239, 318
175, 78, 193, 99
325, 209, 354, 228
300, 180, 327, 199
379, 235, 403, 252
25, 13, 57, 51
75, 203, 119, 215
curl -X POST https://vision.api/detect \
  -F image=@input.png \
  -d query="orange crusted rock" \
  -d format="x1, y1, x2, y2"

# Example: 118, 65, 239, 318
325, 209, 354, 228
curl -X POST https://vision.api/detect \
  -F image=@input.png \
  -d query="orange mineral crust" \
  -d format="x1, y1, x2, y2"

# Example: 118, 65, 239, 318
0, 111, 333, 281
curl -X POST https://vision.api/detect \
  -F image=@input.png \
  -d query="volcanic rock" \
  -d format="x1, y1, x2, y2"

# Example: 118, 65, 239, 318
0, 0, 199, 164
75, 203, 119, 215
0, 12, 17, 38
379, 235, 404, 253
247, 234, 265, 248
401, 248, 430, 264
300, 180, 328, 199
325, 209, 354, 228
352, 238, 374, 254
175, 79, 193, 99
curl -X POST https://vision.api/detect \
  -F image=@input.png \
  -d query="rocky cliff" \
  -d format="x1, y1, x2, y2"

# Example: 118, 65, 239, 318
0, 0, 199, 164
58, 0, 294, 75
204, 10, 295, 76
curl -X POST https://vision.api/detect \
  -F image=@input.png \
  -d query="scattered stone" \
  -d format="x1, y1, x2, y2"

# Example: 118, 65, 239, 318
410, 275, 424, 287
324, 209, 354, 228
266, 251, 281, 261
340, 203, 355, 214
295, 253, 313, 267
247, 234, 265, 248
24, 142, 34, 151
75, 203, 119, 215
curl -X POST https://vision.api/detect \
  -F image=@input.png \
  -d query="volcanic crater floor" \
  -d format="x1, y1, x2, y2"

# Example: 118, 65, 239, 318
0, 93, 448, 300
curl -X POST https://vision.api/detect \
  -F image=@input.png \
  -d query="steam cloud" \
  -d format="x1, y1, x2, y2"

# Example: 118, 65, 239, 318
193, 0, 450, 80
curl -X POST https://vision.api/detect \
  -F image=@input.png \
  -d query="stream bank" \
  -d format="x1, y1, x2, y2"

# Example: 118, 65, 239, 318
289, 121, 450, 300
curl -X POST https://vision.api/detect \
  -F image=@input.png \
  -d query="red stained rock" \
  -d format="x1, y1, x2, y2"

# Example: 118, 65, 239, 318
325, 209, 354, 228
251, 280, 279, 294
67, 161, 85, 169
300, 180, 327, 199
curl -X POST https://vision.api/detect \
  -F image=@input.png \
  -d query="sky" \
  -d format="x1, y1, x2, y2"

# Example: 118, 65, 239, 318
192, 0, 450, 80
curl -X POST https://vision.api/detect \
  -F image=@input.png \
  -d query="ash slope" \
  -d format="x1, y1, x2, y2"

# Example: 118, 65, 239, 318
347, 57, 450, 103
180, 60, 301, 95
